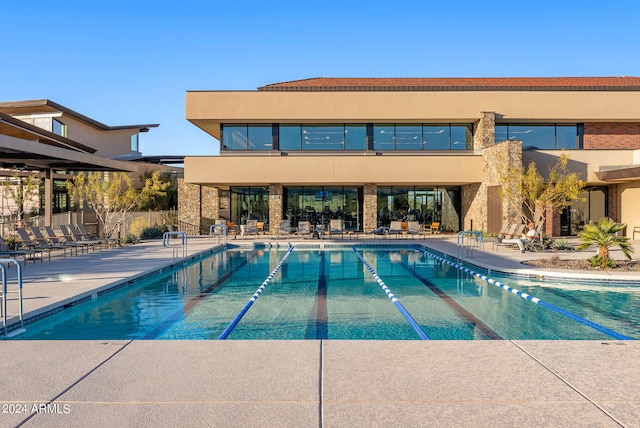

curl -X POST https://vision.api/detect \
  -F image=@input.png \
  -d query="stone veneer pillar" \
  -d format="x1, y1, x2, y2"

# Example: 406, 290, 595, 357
178, 178, 219, 234
269, 184, 283, 233
363, 184, 377, 233
474, 111, 495, 152
463, 139, 523, 232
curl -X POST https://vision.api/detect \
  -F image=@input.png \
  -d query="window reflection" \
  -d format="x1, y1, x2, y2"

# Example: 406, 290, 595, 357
284, 186, 362, 231
423, 125, 449, 149
373, 125, 395, 150
279, 125, 302, 150
302, 125, 345, 150
395, 125, 422, 150
377, 186, 461, 232
495, 124, 579, 149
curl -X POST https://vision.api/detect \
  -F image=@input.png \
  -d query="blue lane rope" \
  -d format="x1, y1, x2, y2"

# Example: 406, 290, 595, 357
412, 246, 633, 341
352, 247, 430, 340
217, 245, 295, 340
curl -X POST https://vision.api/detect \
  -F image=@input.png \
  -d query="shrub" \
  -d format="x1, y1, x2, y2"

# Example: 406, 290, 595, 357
551, 238, 573, 251
129, 216, 150, 238
121, 233, 139, 244
140, 226, 164, 240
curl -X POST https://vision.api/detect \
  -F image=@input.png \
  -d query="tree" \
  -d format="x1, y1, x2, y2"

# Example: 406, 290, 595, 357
499, 154, 585, 231
577, 217, 633, 268
66, 170, 171, 239
0, 171, 41, 222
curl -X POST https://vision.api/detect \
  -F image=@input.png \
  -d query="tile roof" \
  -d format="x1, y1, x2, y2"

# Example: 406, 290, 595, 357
258, 77, 640, 91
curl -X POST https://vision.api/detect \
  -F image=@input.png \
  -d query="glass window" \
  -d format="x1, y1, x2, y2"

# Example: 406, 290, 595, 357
345, 125, 366, 150
373, 125, 395, 150
247, 125, 272, 150
130, 133, 139, 152
494, 125, 508, 143
230, 186, 269, 225
451, 125, 473, 150
223, 125, 248, 150
393, 125, 422, 150
302, 125, 345, 151
422, 125, 450, 149
279, 125, 301, 151
53, 119, 67, 137
555, 125, 577, 149
509, 125, 554, 149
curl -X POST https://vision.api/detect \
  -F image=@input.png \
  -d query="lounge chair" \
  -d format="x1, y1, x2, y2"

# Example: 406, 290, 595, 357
387, 221, 403, 239
14, 227, 53, 261
29, 226, 74, 257
243, 220, 258, 238
76, 223, 114, 248
297, 221, 312, 239
495, 224, 526, 251
44, 226, 84, 255
59, 225, 95, 252
329, 219, 344, 239
407, 221, 422, 239
70, 224, 108, 250
0, 235, 39, 263
276, 219, 291, 239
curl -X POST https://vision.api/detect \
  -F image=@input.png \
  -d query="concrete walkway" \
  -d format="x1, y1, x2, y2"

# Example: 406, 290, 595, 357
1, 235, 639, 427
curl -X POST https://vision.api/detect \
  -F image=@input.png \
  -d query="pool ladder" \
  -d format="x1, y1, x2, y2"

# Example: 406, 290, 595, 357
1, 258, 25, 339
209, 223, 228, 247
163, 231, 187, 259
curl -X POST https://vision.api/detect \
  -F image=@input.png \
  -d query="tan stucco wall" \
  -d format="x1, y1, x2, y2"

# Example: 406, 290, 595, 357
522, 150, 636, 183
62, 115, 138, 158
187, 91, 640, 139
618, 183, 640, 237
184, 154, 483, 186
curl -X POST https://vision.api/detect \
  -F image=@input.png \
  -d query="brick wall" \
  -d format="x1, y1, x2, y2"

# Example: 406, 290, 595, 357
584, 122, 640, 149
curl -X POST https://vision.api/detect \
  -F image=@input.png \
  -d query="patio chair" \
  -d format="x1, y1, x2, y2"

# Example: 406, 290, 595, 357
276, 219, 291, 239
297, 221, 312, 239
243, 220, 258, 238
407, 221, 423, 239
387, 221, 403, 239
14, 227, 53, 261
44, 226, 84, 255
424, 221, 440, 235
0, 235, 39, 263
329, 219, 344, 239
525, 221, 546, 252
70, 224, 108, 250
76, 223, 114, 248
29, 226, 74, 257
59, 225, 95, 252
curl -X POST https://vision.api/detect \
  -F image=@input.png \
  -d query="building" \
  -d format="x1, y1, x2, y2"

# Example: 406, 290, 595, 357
182, 77, 640, 237
0, 99, 176, 231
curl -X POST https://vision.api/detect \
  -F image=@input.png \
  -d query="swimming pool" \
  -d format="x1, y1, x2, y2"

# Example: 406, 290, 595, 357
18, 244, 640, 340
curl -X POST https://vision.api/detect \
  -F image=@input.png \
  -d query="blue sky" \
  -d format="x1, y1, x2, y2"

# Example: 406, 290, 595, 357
2, 1, 639, 156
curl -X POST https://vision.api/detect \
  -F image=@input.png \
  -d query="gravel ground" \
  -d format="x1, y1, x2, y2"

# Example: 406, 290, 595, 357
523, 257, 640, 271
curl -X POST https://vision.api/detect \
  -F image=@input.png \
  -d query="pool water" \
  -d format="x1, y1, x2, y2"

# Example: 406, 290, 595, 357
19, 245, 640, 340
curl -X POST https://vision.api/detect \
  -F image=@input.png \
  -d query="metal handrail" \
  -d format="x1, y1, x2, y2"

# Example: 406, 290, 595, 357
1, 258, 24, 338
163, 231, 187, 259
209, 223, 228, 246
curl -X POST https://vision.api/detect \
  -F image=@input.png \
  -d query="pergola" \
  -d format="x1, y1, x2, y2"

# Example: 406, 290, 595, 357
0, 112, 139, 226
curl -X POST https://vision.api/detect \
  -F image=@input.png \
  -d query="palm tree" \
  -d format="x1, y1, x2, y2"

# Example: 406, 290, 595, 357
577, 218, 634, 268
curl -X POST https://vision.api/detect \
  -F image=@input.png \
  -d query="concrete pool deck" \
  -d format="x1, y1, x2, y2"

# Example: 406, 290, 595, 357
1, 235, 639, 427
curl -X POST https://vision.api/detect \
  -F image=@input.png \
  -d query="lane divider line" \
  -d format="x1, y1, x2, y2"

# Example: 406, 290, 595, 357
352, 246, 430, 340
412, 246, 632, 341
217, 245, 295, 340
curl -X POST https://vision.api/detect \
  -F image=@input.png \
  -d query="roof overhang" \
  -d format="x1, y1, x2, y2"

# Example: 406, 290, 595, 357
0, 100, 158, 132
595, 166, 640, 182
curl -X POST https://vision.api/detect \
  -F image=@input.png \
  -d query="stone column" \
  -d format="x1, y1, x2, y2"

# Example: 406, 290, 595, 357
474, 111, 496, 151
200, 186, 219, 233
363, 184, 377, 233
464, 140, 523, 232
269, 184, 283, 233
